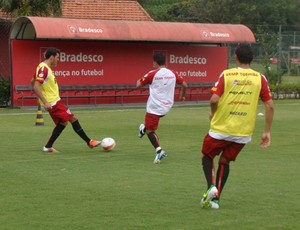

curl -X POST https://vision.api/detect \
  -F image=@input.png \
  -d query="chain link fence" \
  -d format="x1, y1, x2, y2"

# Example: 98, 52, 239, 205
227, 27, 300, 86
0, 18, 13, 106
0, 18, 12, 80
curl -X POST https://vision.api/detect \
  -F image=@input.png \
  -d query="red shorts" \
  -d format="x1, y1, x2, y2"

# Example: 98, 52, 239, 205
48, 101, 74, 125
201, 134, 245, 162
144, 112, 164, 131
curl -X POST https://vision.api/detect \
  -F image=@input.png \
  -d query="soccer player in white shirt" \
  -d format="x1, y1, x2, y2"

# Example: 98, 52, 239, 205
136, 53, 187, 164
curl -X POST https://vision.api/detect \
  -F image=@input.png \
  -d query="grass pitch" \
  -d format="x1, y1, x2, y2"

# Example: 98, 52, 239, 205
0, 100, 299, 230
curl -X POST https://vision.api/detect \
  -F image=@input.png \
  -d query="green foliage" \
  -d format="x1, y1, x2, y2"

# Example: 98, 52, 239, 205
0, 0, 62, 17
141, 0, 300, 67
164, 1, 191, 22
139, 0, 181, 4
140, 0, 300, 29
255, 27, 278, 58
262, 63, 283, 85
282, 75, 300, 84
139, 0, 185, 21
288, 62, 300, 76
0, 77, 10, 107
0, 103, 299, 229
270, 83, 300, 99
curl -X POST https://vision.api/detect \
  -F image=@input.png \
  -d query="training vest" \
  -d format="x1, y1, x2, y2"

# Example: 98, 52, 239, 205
210, 68, 261, 136
35, 62, 60, 105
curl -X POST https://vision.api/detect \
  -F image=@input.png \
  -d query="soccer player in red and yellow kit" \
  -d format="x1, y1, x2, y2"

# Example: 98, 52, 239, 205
200, 44, 274, 209
31, 47, 101, 153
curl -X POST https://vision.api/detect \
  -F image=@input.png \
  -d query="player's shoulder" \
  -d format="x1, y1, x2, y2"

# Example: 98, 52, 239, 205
146, 68, 160, 77
223, 67, 238, 74
163, 68, 181, 78
37, 62, 49, 70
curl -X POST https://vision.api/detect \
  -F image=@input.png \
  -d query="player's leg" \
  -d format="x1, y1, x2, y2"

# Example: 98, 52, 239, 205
215, 142, 245, 200
144, 113, 159, 149
144, 113, 167, 164
214, 155, 230, 205
43, 122, 66, 152
69, 116, 100, 148
201, 134, 224, 189
54, 102, 91, 146
202, 154, 215, 189
42, 102, 68, 152
200, 134, 229, 208
46, 101, 100, 151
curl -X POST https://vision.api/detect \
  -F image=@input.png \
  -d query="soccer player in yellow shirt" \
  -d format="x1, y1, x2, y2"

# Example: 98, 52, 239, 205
200, 44, 274, 209
31, 47, 100, 152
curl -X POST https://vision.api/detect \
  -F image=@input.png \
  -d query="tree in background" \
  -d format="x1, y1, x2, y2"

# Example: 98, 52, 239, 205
0, 0, 62, 17
138, 0, 186, 21
140, 0, 300, 83
140, 0, 300, 30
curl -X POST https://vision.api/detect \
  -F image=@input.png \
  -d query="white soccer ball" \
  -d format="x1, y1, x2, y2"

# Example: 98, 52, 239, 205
100, 137, 116, 151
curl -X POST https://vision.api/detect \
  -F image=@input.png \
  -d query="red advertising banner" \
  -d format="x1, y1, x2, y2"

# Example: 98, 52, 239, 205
11, 40, 228, 106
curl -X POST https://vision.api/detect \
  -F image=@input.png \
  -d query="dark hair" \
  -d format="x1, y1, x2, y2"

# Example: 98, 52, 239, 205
153, 53, 166, 66
235, 43, 253, 64
44, 47, 60, 59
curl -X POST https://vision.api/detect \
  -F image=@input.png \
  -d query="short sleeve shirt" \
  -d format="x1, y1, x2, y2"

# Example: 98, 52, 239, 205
35, 62, 60, 105
139, 67, 185, 115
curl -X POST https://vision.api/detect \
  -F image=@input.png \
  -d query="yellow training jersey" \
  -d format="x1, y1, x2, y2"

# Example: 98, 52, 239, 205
35, 62, 60, 105
210, 68, 261, 137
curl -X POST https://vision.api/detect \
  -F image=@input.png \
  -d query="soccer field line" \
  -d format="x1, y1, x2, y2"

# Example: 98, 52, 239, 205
1, 152, 128, 163
1, 155, 89, 163
0, 109, 144, 116
1, 101, 299, 117
0, 106, 207, 117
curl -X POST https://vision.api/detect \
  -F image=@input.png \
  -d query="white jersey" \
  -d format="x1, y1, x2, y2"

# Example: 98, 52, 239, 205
139, 67, 184, 116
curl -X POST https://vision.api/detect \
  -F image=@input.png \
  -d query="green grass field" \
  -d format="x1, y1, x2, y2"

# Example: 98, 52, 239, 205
0, 100, 299, 230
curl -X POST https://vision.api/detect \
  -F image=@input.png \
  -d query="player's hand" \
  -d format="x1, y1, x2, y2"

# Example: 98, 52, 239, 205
209, 112, 214, 121
44, 102, 52, 111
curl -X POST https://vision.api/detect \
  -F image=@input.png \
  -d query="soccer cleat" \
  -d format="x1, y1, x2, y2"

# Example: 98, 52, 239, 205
88, 139, 101, 148
153, 150, 167, 164
200, 200, 220, 209
200, 185, 218, 208
210, 200, 220, 209
42, 146, 58, 153
139, 124, 145, 138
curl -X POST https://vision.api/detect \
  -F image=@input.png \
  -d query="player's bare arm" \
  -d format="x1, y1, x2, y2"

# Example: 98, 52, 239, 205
32, 80, 52, 110
261, 99, 274, 148
179, 81, 188, 101
209, 94, 220, 120
136, 79, 143, 88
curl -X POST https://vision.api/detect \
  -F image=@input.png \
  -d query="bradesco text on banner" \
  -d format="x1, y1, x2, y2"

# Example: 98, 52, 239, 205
35, 43, 228, 85
53, 51, 104, 77
168, 54, 209, 78
53, 68, 104, 77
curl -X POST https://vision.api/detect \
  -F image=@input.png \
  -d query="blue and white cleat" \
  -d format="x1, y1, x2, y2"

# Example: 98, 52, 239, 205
139, 124, 145, 138
153, 150, 167, 164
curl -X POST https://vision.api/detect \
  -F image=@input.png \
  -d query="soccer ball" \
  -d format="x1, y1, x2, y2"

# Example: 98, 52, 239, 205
100, 137, 116, 151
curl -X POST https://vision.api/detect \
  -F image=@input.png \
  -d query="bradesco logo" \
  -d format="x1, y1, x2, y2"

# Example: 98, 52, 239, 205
40, 48, 104, 63
60, 51, 104, 63
169, 54, 207, 65
68, 25, 103, 34
201, 31, 230, 38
